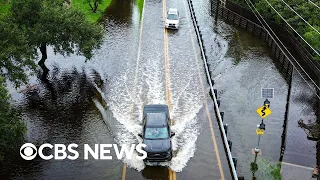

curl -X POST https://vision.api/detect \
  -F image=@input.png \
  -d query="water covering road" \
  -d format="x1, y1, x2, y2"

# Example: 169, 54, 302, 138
193, 0, 317, 178
2, 0, 317, 179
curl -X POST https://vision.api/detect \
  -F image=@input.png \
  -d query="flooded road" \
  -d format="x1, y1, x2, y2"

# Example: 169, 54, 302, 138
2, 0, 318, 179
192, 0, 317, 178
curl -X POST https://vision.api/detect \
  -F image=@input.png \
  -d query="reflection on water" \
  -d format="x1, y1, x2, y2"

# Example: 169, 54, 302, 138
3, 0, 142, 179
192, 0, 317, 178
1, 66, 112, 179
142, 166, 170, 179
284, 70, 317, 167
2, 0, 318, 179
102, 0, 134, 26
24, 67, 100, 112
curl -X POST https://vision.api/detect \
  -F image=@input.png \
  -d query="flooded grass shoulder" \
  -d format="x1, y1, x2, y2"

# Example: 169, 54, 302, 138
224, 24, 271, 65
136, 0, 144, 20
73, 0, 113, 23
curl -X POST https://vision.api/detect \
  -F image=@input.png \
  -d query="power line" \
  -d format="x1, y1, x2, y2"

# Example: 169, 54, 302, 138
264, 0, 320, 57
309, 0, 320, 10
265, 0, 320, 56
280, 0, 320, 36
243, 0, 320, 99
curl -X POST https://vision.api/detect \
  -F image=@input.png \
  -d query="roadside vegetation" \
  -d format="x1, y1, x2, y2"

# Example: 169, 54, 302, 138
0, 0, 107, 162
0, 77, 27, 161
136, 0, 144, 20
251, 158, 281, 180
269, 162, 282, 180
0, 2, 9, 17
230, 0, 320, 60
73, 0, 112, 22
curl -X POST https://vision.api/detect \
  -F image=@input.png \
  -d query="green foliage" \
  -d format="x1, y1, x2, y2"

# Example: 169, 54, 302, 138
252, 158, 282, 180
269, 163, 281, 180
73, 0, 111, 22
0, 2, 10, 17
0, 16, 37, 87
0, 0, 107, 163
10, 0, 105, 60
84, 0, 102, 13
230, 0, 320, 60
304, 30, 320, 61
0, 0, 105, 87
0, 77, 26, 161
136, 0, 144, 20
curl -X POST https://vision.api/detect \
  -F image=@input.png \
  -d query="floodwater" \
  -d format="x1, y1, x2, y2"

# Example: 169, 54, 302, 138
1, 0, 317, 179
192, 0, 317, 178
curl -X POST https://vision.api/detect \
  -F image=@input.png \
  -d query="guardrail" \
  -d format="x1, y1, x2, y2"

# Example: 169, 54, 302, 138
186, 0, 238, 179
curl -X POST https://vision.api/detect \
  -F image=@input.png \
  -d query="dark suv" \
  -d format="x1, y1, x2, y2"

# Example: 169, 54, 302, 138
138, 104, 175, 162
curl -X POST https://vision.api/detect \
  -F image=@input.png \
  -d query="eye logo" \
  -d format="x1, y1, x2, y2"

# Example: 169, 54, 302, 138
20, 143, 37, 160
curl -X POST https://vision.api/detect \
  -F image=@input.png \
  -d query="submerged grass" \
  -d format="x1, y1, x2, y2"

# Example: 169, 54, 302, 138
72, 0, 112, 23
252, 158, 282, 180
269, 162, 281, 180
136, 0, 144, 20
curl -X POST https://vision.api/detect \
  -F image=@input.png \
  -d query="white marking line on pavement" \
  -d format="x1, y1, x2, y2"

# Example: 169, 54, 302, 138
282, 162, 314, 170
182, 0, 225, 179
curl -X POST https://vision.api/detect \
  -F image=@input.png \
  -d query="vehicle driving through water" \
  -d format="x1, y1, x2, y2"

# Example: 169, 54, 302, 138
138, 104, 175, 163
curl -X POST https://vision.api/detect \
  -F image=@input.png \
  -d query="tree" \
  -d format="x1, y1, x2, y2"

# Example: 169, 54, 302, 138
0, 77, 26, 161
86, 0, 103, 13
0, 17, 37, 87
231, 0, 320, 60
10, 0, 105, 80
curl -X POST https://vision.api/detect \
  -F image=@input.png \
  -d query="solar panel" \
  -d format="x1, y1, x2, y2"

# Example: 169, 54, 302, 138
261, 88, 274, 98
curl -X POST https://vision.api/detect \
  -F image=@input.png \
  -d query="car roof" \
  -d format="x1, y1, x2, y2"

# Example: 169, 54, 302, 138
145, 112, 167, 127
168, 8, 178, 14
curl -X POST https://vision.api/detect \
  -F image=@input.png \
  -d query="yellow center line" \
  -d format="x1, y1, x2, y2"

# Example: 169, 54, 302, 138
163, 0, 176, 180
122, 164, 127, 180
173, 170, 177, 180
182, 0, 225, 179
163, 4, 173, 112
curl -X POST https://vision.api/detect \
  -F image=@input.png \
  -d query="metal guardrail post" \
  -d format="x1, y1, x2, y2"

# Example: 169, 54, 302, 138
228, 140, 232, 151
187, 0, 238, 179
220, 112, 224, 121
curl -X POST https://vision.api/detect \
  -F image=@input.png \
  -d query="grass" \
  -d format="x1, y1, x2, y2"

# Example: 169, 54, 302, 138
136, 0, 144, 20
72, 0, 112, 23
253, 158, 282, 180
0, 1, 112, 22
269, 163, 281, 180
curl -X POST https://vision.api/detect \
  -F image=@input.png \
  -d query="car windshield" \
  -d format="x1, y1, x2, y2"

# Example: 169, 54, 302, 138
144, 127, 169, 139
167, 14, 178, 20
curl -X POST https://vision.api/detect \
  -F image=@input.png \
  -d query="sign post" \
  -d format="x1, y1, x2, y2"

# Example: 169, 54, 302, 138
251, 99, 271, 179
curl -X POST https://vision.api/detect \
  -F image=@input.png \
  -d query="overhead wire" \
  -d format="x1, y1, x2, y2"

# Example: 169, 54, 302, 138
263, 0, 320, 57
308, 0, 320, 10
279, 0, 320, 36
242, 0, 320, 99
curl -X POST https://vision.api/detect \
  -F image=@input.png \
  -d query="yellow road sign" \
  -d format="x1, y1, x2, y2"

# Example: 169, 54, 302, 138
256, 105, 272, 119
256, 128, 264, 135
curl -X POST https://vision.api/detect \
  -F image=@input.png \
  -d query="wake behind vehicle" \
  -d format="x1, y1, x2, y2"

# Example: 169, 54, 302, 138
138, 104, 175, 162
165, 8, 179, 29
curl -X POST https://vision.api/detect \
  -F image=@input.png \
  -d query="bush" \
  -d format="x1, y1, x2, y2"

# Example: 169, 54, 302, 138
0, 77, 26, 161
